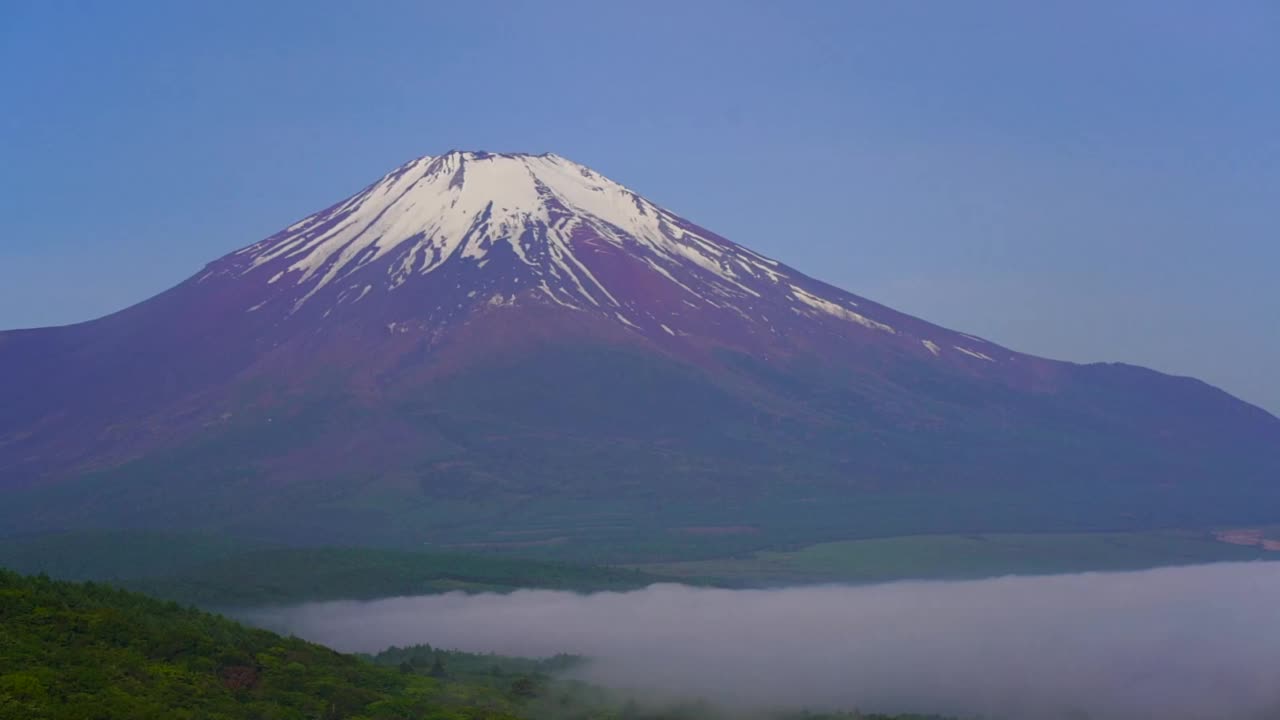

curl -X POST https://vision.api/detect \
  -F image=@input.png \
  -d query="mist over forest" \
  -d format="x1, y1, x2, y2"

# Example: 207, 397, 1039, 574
251, 561, 1280, 720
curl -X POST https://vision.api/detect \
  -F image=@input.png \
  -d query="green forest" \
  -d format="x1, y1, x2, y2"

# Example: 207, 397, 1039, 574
0, 569, 947, 720
0, 531, 676, 608
4, 528, 1266, 609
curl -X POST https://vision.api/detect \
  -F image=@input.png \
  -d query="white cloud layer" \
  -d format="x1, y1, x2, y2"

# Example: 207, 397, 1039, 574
249, 561, 1280, 720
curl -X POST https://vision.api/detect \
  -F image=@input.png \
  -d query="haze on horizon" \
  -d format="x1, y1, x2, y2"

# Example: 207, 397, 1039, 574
1, 1, 1276, 414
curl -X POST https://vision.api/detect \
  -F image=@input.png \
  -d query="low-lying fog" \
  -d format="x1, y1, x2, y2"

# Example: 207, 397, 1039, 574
248, 561, 1280, 720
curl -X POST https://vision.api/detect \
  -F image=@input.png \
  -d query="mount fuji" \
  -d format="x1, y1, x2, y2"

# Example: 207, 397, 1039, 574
2, 151, 1276, 554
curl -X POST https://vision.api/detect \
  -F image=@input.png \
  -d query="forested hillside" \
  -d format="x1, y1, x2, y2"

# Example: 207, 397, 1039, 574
0, 569, 524, 719
0, 531, 674, 607
0, 569, 945, 720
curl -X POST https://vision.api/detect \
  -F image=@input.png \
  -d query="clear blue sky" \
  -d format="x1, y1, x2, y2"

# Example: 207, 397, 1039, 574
2, 1, 1277, 414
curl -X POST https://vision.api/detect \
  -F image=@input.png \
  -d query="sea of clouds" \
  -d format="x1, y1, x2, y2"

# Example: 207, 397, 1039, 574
248, 561, 1280, 720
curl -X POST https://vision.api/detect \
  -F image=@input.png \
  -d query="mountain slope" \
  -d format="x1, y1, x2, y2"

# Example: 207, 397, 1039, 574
1, 151, 1276, 555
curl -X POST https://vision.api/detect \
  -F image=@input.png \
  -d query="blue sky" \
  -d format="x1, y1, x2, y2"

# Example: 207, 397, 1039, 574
2, 1, 1277, 413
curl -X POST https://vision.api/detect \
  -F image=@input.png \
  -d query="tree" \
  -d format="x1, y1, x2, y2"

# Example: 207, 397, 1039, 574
429, 655, 447, 678
509, 676, 538, 699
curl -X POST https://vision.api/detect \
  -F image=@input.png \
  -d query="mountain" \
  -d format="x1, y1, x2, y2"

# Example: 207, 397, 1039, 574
2, 151, 1277, 558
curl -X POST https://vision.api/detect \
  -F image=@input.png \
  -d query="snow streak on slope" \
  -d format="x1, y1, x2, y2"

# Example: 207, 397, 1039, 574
230, 151, 988, 361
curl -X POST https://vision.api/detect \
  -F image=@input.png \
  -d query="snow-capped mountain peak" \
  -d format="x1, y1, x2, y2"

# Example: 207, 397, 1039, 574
212, 151, 998, 364
236, 151, 778, 305
7, 150, 1278, 553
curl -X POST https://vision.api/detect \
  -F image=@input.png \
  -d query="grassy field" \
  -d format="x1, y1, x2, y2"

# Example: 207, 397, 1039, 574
633, 530, 1276, 586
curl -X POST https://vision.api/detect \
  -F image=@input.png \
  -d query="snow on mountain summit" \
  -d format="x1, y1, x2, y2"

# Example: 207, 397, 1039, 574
235, 151, 781, 305
211, 151, 999, 364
